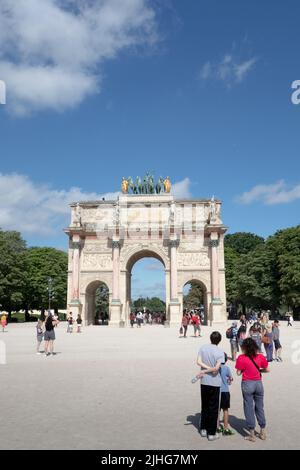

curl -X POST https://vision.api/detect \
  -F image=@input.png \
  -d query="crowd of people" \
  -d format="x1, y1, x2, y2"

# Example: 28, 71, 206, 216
196, 330, 270, 443
129, 311, 166, 327
226, 314, 283, 363
35, 311, 82, 356
194, 310, 288, 443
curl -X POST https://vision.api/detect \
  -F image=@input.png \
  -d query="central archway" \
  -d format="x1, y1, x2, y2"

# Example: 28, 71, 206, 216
124, 249, 169, 324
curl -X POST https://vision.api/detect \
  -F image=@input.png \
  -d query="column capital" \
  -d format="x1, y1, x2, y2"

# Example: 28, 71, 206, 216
168, 239, 179, 248
70, 241, 81, 250
112, 240, 121, 249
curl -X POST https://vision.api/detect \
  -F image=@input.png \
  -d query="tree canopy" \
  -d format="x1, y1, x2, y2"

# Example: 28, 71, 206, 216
224, 226, 300, 316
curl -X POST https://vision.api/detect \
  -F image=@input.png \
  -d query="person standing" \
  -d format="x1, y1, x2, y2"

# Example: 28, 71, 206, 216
67, 313, 74, 333
249, 325, 262, 351
262, 325, 273, 362
76, 314, 82, 333
136, 311, 143, 328
1, 314, 7, 333
197, 331, 224, 441
287, 314, 293, 327
218, 353, 234, 435
272, 320, 282, 362
235, 338, 269, 442
44, 312, 59, 357
36, 319, 44, 354
227, 321, 239, 361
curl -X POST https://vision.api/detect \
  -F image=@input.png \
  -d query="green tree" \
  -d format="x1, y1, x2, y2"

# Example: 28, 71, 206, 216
183, 282, 204, 310
95, 283, 109, 315
0, 230, 27, 314
132, 297, 166, 312
24, 247, 68, 312
225, 232, 264, 255
267, 226, 300, 313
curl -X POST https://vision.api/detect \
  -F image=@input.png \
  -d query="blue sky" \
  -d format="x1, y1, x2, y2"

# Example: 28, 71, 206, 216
0, 0, 300, 298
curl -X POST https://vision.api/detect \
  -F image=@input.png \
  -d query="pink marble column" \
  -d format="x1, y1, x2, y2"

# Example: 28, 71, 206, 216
169, 239, 179, 301
210, 235, 221, 302
112, 240, 120, 301
71, 237, 81, 300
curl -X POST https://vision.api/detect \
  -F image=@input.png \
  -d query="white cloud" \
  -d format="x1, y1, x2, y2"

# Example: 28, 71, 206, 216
236, 180, 300, 205
0, 173, 191, 236
0, 173, 119, 235
0, 0, 158, 115
172, 177, 192, 199
199, 53, 256, 87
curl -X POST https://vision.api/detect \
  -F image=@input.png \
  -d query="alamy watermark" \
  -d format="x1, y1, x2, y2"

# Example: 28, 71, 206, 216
291, 80, 300, 105
0, 80, 6, 105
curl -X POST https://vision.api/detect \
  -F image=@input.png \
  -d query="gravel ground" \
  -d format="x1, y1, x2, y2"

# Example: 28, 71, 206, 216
0, 321, 299, 450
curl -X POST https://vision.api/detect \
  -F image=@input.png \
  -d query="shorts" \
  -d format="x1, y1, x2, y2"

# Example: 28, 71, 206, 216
230, 340, 238, 352
220, 392, 230, 410
44, 330, 55, 341
274, 339, 282, 350
37, 334, 43, 342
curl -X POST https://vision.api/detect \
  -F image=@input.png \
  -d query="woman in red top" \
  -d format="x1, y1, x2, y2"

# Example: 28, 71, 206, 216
235, 338, 269, 442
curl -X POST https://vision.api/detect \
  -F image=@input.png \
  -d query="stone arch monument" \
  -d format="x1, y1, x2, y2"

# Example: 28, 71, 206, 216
65, 179, 228, 326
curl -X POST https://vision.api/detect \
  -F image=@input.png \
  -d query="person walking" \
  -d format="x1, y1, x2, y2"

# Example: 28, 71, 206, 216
272, 320, 282, 362
44, 312, 59, 357
262, 325, 273, 362
129, 312, 136, 328
191, 312, 201, 337
197, 331, 224, 441
235, 338, 269, 442
1, 314, 7, 333
181, 312, 190, 338
36, 319, 44, 354
76, 314, 82, 333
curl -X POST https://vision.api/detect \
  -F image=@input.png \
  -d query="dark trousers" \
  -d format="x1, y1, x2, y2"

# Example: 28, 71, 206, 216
200, 384, 220, 436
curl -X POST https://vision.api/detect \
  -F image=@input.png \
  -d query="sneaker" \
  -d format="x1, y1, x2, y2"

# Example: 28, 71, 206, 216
259, 428, 267, 440
223, 428, 235, 436
200, 429, 207, 438
208, 434, 220, 441
217, 425, 224, 434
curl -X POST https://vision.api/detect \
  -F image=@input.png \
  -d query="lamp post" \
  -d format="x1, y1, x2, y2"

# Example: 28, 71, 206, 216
48, 277, 53, 311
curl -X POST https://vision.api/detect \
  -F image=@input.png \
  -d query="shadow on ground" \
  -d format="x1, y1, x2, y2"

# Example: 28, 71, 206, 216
185, 413, 248, 437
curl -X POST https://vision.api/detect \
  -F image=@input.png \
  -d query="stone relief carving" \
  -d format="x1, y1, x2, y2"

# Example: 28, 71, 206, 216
82, 253, 112, 269
178, 252, 210, 267
83, 243, 110, 253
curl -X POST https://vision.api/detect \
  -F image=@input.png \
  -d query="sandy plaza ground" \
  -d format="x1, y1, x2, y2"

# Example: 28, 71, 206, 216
0, 321, 299, 450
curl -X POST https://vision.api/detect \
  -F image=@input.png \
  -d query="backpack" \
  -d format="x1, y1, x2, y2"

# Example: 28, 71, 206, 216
226, 327, 234, 339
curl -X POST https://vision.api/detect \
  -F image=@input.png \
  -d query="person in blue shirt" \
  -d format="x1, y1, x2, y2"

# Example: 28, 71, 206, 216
218, 353, 234, 436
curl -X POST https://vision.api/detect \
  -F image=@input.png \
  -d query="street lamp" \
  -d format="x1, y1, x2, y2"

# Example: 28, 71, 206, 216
48, 277, 53, 310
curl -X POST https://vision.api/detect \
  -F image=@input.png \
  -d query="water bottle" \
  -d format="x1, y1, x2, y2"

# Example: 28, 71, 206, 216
191, 375, 200, 384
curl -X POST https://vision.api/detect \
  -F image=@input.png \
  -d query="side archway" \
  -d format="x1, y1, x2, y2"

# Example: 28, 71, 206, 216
85, 280, 110, 325
180, 278, 210, 325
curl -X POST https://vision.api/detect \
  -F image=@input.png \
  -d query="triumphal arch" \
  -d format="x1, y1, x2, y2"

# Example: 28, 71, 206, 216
65, 175, 228, 326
